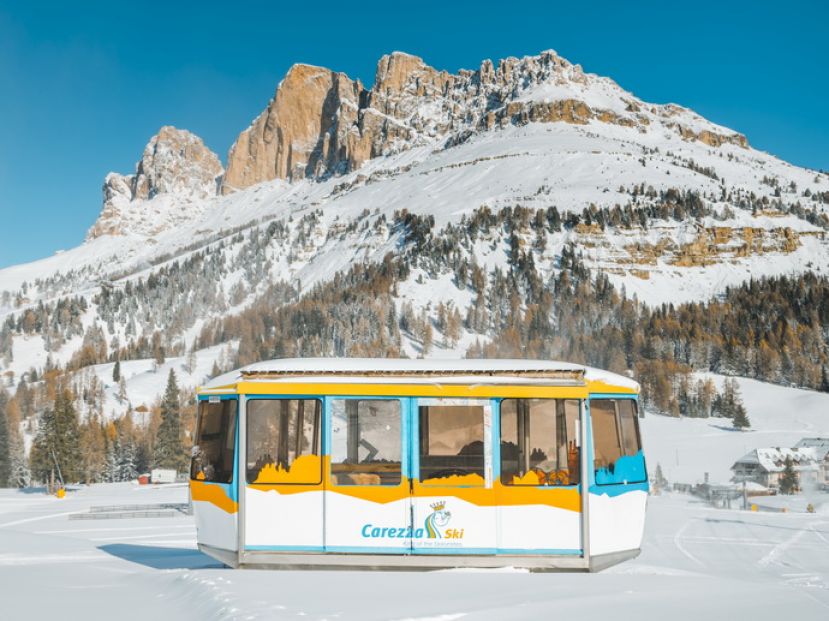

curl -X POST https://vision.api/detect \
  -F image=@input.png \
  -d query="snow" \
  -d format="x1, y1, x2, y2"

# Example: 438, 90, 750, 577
2, 113, 827, 309
735, 447, 819, 473
2, 374, 829, 617
1, 484, 828, 619
66, 343, 235, 424
642, 375, 829, 485
518, 75, 634, 116
204, 357, 639, 391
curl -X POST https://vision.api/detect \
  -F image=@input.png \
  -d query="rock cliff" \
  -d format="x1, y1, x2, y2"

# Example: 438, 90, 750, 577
221, 50, 748, 192
88, 126, 223, 238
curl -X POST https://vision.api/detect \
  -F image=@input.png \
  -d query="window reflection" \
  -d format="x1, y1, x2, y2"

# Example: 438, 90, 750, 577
500, 399, 580, 486
246, 399, 321, 484
419, 405, 485, 485
191, 400, 236, 483
330, 399, 402, 485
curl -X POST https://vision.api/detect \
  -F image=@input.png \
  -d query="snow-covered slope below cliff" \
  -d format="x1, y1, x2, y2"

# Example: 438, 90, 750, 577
2, 49, 829, 397
2, 118, 826, 305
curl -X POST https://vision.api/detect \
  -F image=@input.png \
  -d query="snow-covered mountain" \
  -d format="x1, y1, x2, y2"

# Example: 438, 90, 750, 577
1, 48, 828, 405
88, 126, 224, 239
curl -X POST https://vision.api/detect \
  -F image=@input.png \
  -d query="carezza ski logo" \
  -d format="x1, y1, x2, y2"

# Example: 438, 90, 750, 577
423, 501, 452, 538
360, 500, 465, 540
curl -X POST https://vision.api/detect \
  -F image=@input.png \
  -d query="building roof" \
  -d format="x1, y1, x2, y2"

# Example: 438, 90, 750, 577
794, 437, 829, 459
733, 447, 819, 473
200, 357, 640, 392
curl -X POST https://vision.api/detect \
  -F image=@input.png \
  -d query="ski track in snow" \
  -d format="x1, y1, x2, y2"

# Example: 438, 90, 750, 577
672, 519, 706, 569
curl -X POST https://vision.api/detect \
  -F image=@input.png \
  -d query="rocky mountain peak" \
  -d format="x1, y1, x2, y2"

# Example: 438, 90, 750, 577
373, 52, 438, 95
221, 65, 364, 193
219, 50, 749, 194
87, 126, 223, 239
131, 125, 223, 200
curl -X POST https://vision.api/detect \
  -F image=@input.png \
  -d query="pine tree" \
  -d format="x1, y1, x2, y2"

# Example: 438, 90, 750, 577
105, 434, 120, 482
0, 388, 10, 487
821, 366, 829, 393
653, 462, 668, 494
779, 456, 798, 494
185, 347, 197, 375
421, 320, 433, 357
445, 308, 462, 348
152, 370, 186, 472
79, 413, 107, 483
732, 402, 751, 430
8, 423, 30, 489
117, 376, 128, 404
29, 388, 81, 484
117, 437, 138, 481
152, 332, 165, 371
112, 359, 121, 383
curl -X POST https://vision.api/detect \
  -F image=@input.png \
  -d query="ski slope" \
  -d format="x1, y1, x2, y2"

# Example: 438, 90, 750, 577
0, 483, 827, 620
642, 375, 829, 486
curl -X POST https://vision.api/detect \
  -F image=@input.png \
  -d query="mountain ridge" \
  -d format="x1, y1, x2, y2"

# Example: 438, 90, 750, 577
87, 49, 755, 243
1, 47, 828, 399
219, 49, 749, 193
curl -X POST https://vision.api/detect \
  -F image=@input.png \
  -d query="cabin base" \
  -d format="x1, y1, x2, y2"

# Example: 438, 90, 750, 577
199, 544, 640, 572
588, 548, 641, 572
199, 544, 240, 568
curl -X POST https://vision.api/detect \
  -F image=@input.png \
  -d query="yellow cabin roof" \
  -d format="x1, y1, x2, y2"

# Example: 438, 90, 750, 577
198, 358, 639, 399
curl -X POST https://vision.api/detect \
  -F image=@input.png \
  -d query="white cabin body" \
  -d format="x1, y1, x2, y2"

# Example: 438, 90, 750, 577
190, 358, 648, 571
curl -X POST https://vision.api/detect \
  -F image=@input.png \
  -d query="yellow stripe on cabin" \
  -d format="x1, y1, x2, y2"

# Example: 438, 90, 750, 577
190, 480, 238, 514
202, 381, 592, 400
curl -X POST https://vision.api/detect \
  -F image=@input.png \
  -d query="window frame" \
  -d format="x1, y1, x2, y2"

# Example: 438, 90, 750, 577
417, 401, 488, 487
190, 397, 238, 484
328, 396, 405, 487
498, 398, 581, 487
245, 396, 323, 486
590, 397, 645, 486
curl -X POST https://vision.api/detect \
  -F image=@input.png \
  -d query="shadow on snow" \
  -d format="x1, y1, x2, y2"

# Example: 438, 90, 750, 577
99, 543, 224, 570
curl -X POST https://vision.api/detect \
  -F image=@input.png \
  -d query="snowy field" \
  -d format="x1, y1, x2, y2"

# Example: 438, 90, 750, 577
642, 375, 829, 486
1, 483, 828, 620
1, 375, 828, 619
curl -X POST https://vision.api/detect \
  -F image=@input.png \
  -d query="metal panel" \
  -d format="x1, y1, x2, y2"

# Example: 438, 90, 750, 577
580, 398, 591, 563
237, 550, 592, 572
236, 394, 247, 565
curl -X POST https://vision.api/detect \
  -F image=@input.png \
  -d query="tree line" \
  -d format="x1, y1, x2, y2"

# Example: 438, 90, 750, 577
0, 369, 189, 487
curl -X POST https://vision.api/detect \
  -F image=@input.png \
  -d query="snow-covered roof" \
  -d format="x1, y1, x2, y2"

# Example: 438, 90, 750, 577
201, 357, 639, 391
733, 447, 819, 473
794, 437, 829, 459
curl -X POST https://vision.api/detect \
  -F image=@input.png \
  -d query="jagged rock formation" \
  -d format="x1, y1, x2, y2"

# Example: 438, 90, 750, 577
221, 65, 364, 192
222, 50, 748, 192
88, 126, 223, 238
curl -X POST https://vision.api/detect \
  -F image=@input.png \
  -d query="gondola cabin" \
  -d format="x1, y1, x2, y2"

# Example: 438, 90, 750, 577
190, 358, 647, 571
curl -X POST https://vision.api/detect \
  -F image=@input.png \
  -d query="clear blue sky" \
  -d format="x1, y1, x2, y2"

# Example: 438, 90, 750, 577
1, 0, 827, 268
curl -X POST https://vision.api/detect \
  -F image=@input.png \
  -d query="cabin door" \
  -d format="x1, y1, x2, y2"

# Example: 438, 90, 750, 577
243, 397, 325, 551
494, 398, 583, 554
411, 398, 497, 554
324, 397, 411, 553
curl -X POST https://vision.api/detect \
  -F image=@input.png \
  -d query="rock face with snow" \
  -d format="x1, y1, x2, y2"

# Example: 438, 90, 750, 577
221, 50, 748, 192
88, 126, 223, 238
3, 46, 828, 390
222, 65, 364, 191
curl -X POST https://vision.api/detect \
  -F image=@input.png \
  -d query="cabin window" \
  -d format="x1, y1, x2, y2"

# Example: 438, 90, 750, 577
330, 399, 402, 485
246, 399, 322, 484
591, 398, 645, 485
191, 399, 236, 484
500, 399, 580, 486
419, 405, 485, 485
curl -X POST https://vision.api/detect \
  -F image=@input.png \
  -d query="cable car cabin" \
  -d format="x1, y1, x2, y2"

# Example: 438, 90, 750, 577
190, 358, 647, 571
